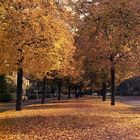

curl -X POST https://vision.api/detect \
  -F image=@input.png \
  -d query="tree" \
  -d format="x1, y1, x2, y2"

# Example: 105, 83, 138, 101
0, 0, 76, 109
74, 0, 140, 105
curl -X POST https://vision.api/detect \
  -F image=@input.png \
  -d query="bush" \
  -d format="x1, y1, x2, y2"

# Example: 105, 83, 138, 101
0, 93, 12, 102
0, 75, 13, 102
0, 75, 7, 95
11, 92, 16, 100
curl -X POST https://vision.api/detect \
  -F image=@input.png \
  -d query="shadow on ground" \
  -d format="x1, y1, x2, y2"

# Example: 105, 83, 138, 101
0, 99, 77, 113
24, 102, 93, 111
0, 114, 112, 136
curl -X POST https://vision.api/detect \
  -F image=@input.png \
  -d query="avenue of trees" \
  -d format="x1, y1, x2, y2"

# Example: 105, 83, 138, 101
74, 0, 140, 105
0, 0, 140, 110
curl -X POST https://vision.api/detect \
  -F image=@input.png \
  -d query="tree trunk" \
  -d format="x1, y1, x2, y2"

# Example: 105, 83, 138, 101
102, 82, 106, 101
111, 58, 115, 106
58, 81, 61, 100
16, 67, 23, 111
75, 86, 77, 97
51, 87, 55, 97
41, 76, 46, 104
68, 84, 71, 99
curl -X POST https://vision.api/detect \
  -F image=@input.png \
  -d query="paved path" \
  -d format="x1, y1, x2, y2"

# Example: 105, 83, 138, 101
0, 96, 74, 113
0, 98, 54, 113
116, 96, 140, 107
0, 96, 140, 113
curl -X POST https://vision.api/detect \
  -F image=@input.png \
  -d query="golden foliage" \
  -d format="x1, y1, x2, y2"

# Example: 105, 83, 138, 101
0, 97, 139, 139
75, 0, 140, 84
0, 0, 76, 80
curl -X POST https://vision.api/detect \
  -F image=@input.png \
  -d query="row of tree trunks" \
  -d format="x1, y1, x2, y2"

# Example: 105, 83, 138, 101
41, 80, 72, 103
102, 57, 115, 105
58, 82, 72, 100
16, 68, 115, 111
16, 74, 72, 110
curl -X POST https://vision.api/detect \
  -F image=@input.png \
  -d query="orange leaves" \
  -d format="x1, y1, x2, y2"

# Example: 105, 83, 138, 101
74, 0, 140, 85
0, 0, 76, 80
0, 97, 140, 139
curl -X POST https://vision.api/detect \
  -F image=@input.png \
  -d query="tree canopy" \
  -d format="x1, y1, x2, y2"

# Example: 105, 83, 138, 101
74, 0, 140, 86
0, 0, 76, 80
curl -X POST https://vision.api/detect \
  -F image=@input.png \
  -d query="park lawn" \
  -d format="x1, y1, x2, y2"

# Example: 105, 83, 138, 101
0, 97, 139, 140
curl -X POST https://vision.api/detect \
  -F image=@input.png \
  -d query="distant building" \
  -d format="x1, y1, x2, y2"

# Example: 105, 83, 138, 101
118, 76, 140, 96
7, 72, 30, 95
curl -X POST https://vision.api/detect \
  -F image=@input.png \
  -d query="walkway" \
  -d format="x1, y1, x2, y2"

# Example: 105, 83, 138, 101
116, 96, 140, 107
0, 98, 56, 113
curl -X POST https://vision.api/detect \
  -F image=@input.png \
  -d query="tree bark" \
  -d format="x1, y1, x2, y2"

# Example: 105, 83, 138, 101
68, 84, 71, 99
102, 82, 106, 101
58, 81, 61, 100
16, 67, 23, 111
41, 76, 46, 104
51, 87, 55, 97
111, 57, 115, 105
75, 86, 78, 97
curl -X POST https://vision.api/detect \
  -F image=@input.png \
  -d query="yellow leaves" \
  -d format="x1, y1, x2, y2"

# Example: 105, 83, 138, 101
0, 97, 140, 139
0, 0, 76, 79
123, 45, 131, 53
75, 0, 140, 85
0, 30, 5, 42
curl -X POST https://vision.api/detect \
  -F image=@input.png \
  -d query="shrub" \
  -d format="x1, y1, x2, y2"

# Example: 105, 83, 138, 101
0, 93, 12, 102
0, 75, 12, 102
0, 75, 7, 94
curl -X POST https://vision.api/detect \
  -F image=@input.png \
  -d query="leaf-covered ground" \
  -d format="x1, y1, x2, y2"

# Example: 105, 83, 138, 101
0, 97, 140, 140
